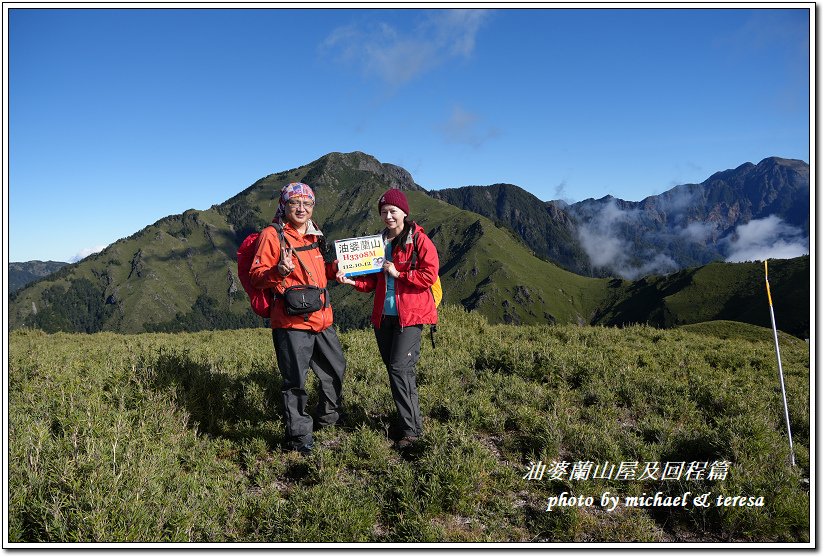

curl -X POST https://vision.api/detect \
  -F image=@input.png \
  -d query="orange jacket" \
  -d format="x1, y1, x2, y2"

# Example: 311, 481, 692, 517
249, 220, 338, 331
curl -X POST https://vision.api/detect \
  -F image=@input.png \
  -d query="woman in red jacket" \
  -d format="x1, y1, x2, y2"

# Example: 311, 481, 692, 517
338, 188, 439, 450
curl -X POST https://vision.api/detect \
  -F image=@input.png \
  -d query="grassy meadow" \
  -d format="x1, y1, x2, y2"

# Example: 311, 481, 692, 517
7, 305, 810, 544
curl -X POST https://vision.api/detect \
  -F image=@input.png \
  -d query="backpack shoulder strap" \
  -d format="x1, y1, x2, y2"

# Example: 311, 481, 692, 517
268, 223, 284, 247
270, 222, 319, 252
292, 241, 319, 252
271, 223, 322, 286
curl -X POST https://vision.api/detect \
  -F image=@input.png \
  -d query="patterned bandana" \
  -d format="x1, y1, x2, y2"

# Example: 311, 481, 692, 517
274, 182, 316, 224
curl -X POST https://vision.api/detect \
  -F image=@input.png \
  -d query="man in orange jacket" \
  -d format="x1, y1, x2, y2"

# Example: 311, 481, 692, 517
250, 182, 345, 455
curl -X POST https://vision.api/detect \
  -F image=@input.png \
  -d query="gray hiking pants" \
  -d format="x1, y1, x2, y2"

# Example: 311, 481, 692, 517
375, 316, 423, 438
273, 327, 346, 448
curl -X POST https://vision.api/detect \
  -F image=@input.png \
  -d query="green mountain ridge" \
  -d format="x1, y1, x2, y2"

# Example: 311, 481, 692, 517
593, 256, 809, 339
8, 152, 810, 337
9, 260, 69, 293
431, 183, 595, 276
435, 157, 809, 279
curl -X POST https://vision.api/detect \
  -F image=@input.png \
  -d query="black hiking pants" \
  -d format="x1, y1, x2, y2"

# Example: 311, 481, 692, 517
273, 327, 346, 449
375, 316, 423, 439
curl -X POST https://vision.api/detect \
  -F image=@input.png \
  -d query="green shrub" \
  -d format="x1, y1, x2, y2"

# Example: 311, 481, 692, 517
8, 306, 810, 543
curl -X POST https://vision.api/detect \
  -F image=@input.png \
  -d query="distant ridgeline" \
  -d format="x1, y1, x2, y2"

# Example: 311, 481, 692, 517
9, 261, 69, 294
8, 152, 810, 338
432, 157, 809, 280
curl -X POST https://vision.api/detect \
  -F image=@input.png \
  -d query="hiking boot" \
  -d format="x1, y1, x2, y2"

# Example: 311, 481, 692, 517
286, 438, 314, 456
394, 436, 418, 450
294, 442, 314, 456
314, 411, 346, 431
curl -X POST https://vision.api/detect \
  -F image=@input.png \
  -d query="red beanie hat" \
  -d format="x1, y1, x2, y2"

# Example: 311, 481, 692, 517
378, 188, 410, 216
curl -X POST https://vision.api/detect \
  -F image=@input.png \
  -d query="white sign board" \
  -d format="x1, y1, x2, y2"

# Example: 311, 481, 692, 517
334, 234, 385, 277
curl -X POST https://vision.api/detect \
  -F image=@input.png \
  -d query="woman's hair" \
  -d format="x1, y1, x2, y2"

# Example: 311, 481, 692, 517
391, 217, 414, 251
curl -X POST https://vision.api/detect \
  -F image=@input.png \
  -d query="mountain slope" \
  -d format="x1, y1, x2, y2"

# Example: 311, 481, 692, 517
570, 156, 809, 277
8, 152, 611, 333
592, 255, 810, 339
8, 152, 810, 338
435, 157, 809, 279
9, 261, 69, 293
430, 184, 596, 276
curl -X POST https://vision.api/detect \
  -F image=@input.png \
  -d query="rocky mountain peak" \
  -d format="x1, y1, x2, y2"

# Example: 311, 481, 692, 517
310, 151, 423, 192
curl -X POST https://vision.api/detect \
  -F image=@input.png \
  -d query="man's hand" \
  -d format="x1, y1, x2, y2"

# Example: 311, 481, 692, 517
278, 247, 295, 276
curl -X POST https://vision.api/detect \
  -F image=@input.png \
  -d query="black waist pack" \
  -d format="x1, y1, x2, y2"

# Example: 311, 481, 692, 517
282, 285, 328, 317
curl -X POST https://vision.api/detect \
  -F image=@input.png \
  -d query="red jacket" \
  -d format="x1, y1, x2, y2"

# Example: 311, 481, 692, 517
352, 222, 439, 328
249, 220, 338, 332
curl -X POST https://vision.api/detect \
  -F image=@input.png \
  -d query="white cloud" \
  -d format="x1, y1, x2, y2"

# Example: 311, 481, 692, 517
576, 198, 680, 279
576, 199, 634, 269
321, 9, 491, 87
680, 221, 716, 243
553, 180, 569, 201
69, 245, 107, 263
662, 186, 699, 213
578, 225, 627, 269
430, 9, 489, 57
634, 253, 679, 278
438, 105, 501, 148
724, 215, 809, 263
576, 202, 808, 278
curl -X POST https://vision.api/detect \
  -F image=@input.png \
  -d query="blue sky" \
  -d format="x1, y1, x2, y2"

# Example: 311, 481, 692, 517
7, 6, 811, 263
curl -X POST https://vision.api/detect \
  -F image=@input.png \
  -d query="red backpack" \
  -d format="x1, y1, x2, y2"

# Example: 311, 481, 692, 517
236, 225, 277, 317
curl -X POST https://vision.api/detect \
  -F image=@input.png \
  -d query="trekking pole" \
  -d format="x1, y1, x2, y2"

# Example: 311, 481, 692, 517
430, 324, 437, 350
764, 260, 795, 467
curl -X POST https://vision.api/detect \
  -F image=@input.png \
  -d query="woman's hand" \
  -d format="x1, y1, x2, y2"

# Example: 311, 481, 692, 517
336, 270, 356, 286
383, 261, 400, 278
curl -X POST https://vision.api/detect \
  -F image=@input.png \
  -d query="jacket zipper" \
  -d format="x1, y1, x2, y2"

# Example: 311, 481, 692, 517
383, 242, 404, 331
396, 244, 403, 331
307, 243, 328, 331
292, 229, 328, 331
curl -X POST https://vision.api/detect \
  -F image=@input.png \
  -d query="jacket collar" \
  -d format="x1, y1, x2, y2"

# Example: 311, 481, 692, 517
280, 219, 324, 238
382, 222, 417, 245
